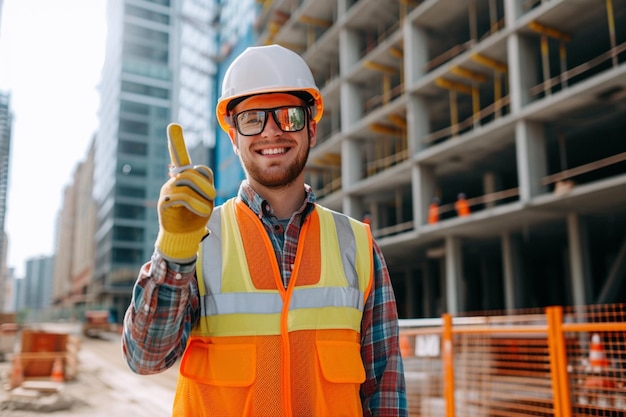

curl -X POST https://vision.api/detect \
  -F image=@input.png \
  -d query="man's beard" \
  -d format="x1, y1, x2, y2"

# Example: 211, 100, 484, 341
241, 136, 311, 189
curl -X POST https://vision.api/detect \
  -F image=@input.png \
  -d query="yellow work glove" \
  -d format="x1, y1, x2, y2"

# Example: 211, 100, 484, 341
155, 124, 216, 264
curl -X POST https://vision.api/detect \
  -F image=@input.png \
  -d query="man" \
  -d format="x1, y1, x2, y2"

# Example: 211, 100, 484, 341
122, 44, 407, 417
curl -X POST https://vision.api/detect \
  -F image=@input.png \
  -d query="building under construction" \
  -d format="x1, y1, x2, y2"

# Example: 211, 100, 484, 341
254, 0, 626, 318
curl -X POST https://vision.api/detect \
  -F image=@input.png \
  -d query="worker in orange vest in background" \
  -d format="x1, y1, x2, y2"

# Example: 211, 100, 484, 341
428, 197, 440, 224
455, 192, 470, 217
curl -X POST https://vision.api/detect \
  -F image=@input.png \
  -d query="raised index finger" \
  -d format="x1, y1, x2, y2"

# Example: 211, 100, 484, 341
167, 123, 192, 170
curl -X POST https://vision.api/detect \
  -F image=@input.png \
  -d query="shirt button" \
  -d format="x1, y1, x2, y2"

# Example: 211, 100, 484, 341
175, 273, 182, 280
143, 304, 150, 313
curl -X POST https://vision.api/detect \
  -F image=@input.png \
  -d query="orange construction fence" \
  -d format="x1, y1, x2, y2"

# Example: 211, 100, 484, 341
399, 304, 626, 416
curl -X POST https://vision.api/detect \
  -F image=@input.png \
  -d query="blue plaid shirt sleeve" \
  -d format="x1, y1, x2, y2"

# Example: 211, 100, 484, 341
121, 252, 200, 374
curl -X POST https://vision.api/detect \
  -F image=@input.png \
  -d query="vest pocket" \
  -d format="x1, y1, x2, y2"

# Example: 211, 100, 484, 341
316, 340, 366, 383
180, 340, 256, 387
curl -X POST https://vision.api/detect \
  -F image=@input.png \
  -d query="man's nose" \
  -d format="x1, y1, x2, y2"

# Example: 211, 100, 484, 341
262, 113, 282, 136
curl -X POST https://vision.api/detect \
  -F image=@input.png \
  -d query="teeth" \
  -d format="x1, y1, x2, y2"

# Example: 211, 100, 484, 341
261, 148, 286, 155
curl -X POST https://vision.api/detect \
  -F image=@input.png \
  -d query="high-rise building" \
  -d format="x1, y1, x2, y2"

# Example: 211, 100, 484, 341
21, 255, 54, 320
52, 138, 97, 312
93, 0, 218, 319
212, 0, 260, 204
2, 266, 15, 313
0, 92, 12, 313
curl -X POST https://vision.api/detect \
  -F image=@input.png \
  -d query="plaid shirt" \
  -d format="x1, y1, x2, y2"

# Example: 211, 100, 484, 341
122, 181, 407, 416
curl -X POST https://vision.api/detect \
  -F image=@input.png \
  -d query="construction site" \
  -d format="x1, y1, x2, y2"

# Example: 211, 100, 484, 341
255, 0, 626, 415
1, 0, 625, 415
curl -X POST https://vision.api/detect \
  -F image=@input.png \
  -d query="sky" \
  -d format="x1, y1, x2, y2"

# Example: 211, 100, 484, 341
0, 0, 107, 276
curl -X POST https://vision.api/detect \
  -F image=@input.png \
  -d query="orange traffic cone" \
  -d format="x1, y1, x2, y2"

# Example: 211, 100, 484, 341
8, 356, 23, 389
585, 334, 616, 406
50, 357, 64, 383
589, 333, 609, 373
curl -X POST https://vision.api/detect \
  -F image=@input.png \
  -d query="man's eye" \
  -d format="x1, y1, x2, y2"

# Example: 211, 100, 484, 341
240, 113, 262, 125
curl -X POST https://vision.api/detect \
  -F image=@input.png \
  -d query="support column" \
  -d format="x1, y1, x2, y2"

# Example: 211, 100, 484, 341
403, 18, 429, 86
516, 120, 548, 201
480, 251, 502, 310
404, 18, 431, 155
339, 27, 360, 78
567, 212, 590, 306
501, 232, 523, 309
482, 171, 501, 209
404, 267, 417, 317
422, 262, 433, 316
507, 33, 537, 113
445, 236, 463, 314
413, 163, 436, 226
503, 0, 524, 28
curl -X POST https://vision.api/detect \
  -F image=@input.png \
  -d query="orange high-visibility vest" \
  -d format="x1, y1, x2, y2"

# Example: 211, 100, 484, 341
455, 198, 470, 216
428, 203, 439, 224
173, 198, 374, 417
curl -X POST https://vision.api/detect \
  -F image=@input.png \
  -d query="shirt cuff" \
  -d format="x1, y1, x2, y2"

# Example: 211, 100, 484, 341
165, 259, 197, 274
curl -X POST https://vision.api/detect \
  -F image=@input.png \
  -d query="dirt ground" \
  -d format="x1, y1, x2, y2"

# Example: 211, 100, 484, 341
0, 323, 179, 416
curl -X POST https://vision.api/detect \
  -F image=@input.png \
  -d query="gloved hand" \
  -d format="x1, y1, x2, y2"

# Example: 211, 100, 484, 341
155, 124, 216, 264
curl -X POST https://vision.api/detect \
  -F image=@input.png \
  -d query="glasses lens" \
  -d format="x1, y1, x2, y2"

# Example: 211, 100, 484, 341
273, 107, 305, 132
235, 106, 306, 136
236, 110, 266, 136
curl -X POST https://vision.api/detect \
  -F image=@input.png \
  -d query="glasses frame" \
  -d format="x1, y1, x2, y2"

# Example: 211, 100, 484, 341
232, 105, 309, 136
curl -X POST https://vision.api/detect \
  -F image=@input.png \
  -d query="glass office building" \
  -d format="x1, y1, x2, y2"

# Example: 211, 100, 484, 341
93, 0, 217, 318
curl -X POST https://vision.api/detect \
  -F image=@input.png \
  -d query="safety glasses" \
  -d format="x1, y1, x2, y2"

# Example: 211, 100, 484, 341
233, 106, 307, 136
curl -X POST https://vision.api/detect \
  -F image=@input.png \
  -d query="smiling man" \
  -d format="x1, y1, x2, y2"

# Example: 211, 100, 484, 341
122, 44, 407, 417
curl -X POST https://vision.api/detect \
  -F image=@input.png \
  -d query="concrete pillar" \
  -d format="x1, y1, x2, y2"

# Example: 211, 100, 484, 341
340, 81, 362, 130
436, 258, 445, 316
516, 120, 548, 201
407, 94, 431, 153
503, 0, 524, 28
480, 252, 501, 310
404, 267, 417, 317
444, 236, 463, 314
339, 26, 362, 193
341, 138, 362, 190
336, 0, 347, 17
507, 33, 538, 113
501, 232, 523, 309
482, 171, 501, 208
403, 18, 429, 86
339, 28, 360, 77
567, 212, 591, 306
404, 21, 431, 155
413, 163, 437, 226
421, 262, 433, 316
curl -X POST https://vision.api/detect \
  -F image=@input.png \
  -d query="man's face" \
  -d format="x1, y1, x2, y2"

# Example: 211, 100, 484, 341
229, 93, 317, 190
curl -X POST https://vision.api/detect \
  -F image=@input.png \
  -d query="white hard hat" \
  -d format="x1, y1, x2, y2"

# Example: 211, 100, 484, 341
216, 44, 324, 133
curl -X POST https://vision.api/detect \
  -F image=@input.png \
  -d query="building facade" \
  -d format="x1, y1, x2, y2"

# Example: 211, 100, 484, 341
0, 92, 12, 313
93, 0, 217, 319
212, 0, 260, 204
20, 256, 54, 320
253, 0, 626, 317
52, 138, 97, 314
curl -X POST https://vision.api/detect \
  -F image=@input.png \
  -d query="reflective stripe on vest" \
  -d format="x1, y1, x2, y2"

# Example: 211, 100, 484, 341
193, 198, 372, 337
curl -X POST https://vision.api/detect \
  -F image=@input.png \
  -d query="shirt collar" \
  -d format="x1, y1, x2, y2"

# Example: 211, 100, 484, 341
237, 181, 316, 220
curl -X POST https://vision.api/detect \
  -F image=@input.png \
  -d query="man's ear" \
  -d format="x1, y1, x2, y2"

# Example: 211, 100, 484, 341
308, 119, 317, 148
228, 127, 237, 145
228, 128, 240, 154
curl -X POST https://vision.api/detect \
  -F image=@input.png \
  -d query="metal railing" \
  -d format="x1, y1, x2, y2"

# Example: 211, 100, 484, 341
399, 304, 626, 416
